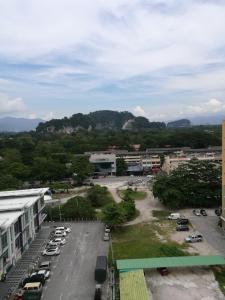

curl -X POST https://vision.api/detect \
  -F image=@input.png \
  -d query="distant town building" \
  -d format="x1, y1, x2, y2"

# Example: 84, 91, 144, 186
89, 154, 116, 175
0, 188, 51, 276
162, 151, 221, 174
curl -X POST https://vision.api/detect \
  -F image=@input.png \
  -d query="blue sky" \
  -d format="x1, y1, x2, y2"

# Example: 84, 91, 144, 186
0, 0, 225, 121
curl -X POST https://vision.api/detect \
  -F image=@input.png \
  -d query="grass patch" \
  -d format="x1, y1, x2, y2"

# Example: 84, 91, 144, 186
213, 267, 225, 295
110, 223, 189, 263
119, 189, 147, 201
152, 210, 171, 219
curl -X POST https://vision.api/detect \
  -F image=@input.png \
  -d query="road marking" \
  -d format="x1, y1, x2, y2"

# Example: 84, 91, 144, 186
70, 261, 73, 266
65, 274, 69, 282
73, 248, 76, 255
59, 293, 63, 300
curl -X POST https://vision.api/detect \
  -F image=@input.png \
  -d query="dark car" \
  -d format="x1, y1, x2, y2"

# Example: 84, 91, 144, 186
176, 225, 189, 231
157, 267, 169, 276
200, 209, 207, 216
177, 218, 189, 225
215, 208, 222, 216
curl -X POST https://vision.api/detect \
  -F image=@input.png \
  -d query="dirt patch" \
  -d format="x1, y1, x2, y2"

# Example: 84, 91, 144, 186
145, 268, 224, 300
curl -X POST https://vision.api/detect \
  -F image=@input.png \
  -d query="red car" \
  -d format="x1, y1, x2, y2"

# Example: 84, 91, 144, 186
157, 267, 169, 276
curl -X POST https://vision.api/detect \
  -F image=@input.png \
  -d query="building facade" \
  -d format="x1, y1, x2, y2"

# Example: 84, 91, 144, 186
89, 154, 116, 175
0, 188, 50, 276
162, 151, 221, 174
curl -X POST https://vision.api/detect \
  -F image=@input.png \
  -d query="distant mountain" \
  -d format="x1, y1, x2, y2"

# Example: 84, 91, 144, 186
167, 119, 191, 128
0, 117, 43, 132
36, 110, 166, 133
190, 114, 225, 125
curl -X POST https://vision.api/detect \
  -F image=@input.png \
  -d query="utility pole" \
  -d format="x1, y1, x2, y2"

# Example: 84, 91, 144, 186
59, 205, 62, 222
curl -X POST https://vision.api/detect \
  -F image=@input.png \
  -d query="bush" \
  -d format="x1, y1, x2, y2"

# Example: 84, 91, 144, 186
87, 185, 113, 207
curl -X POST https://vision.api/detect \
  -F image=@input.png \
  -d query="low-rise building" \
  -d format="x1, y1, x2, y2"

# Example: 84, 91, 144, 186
89, 154, 116, 175
0, 188, 51, 276
162, 151, 222, 174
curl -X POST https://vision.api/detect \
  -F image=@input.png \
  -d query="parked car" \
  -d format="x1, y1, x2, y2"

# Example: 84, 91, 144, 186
103, 233, 110, 241
105, 227, 110, 233
157, 267, 169, 276
168, 213, 181, 220
49, 237, 66, 246
200, 209, 207, 216
42, 247, 60, 256
193, 209, 201, 216
177, 218, 189, 225
55, 226, 71, 233
35, 269, 50, 280
215, 208, 222, 216
39, 261, 51, 271
176, 225, 189, 231
54, 230, 66, 238
185, 234, 203, 243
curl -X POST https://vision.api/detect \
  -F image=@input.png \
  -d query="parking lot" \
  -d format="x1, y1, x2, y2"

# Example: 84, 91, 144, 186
41, 222, 109, 300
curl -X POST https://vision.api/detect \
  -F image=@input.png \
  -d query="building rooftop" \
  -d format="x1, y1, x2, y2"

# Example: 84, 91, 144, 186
0, 196, 40, 212
120, 270, 150, 300
0, 188, 49, 199
0, 211, 24, 229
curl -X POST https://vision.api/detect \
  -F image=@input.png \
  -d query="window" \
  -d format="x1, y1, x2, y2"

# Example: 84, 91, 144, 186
14, 220, 20, 236
25, 227, 30, 240
1, 232, 8, 249
25, 211, 29, 224
40, 197, 44, 207
15, 235, 22, 249
2, 250, 8, 266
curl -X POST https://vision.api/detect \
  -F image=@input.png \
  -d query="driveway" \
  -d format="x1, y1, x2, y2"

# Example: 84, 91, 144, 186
41, 222, 109, 300
189, 215, 225, 255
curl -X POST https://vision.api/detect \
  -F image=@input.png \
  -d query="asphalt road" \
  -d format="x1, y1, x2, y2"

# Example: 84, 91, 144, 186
189, 215, 225, 254
41, 222, 109, 300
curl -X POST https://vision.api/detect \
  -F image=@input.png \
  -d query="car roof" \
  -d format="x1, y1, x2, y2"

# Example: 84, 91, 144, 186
24, 282, 41, 288
40, 261, 50, 265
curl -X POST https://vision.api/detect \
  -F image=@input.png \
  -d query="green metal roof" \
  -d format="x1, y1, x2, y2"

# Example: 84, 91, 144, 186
117, 255, 225, 270
120, 269, 151, 300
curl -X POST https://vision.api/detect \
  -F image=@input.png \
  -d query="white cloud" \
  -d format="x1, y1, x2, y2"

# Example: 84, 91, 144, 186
133, 105, 146, 116
43, 111, 54, 121
0, 93, 26, 115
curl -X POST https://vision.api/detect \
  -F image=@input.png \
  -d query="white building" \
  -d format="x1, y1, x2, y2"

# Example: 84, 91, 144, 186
0, 188, 51, 276
89, 154, 116, 175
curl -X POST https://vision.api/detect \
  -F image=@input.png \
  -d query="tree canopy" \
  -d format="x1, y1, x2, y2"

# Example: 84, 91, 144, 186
153, 159, 221, 209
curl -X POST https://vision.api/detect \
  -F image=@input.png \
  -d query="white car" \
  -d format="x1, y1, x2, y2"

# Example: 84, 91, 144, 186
42, 247, 60, 256
103, 233, 110, 241
54, 230, 66, 238
185, 234, 203, 243
55, 226, 71, 233
105, 228, 110, 233
53, 238, 66, 245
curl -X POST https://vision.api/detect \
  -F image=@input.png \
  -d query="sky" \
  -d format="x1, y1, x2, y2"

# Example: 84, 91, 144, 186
0, 0, 225, 121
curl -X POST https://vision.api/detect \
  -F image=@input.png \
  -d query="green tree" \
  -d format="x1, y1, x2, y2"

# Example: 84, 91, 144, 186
86, 185, 113, 207
71, 156, 93, 185
0, 175, 22, 191
102, 203, 125, 226
153, 159, 221, 209
116, 158, 127, 176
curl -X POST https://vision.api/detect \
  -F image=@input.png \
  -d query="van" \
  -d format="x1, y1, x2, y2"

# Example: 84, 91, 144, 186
23, 282, 42, 291
167, 213, 181, 220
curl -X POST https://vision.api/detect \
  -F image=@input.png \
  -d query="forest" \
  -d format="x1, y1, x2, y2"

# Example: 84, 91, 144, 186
0, 125, 221, 190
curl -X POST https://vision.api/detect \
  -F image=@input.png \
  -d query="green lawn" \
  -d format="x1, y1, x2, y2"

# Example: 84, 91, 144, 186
109, 223, 189, 265
119, 189, 147, 201
152, 210, 171, 219
213, 267, 225, 295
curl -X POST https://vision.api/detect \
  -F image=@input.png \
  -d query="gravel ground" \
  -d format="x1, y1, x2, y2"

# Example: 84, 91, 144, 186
145, 268, 224, 300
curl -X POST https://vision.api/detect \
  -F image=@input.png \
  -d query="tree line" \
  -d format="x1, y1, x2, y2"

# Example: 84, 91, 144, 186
0, 126, 221, 190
